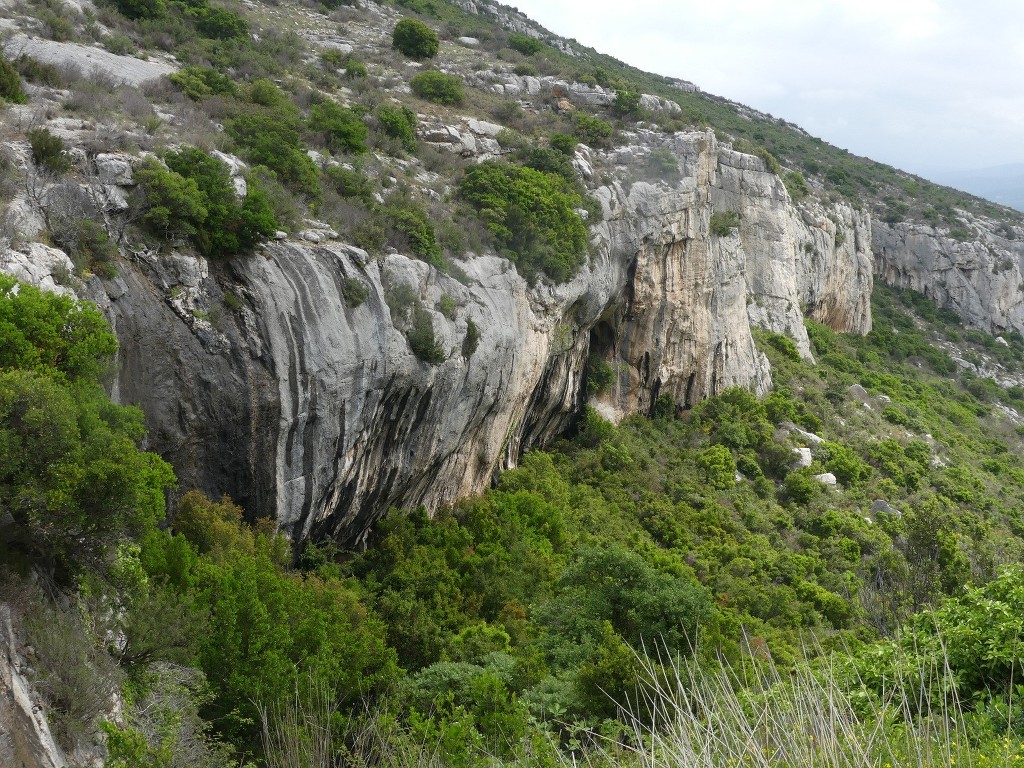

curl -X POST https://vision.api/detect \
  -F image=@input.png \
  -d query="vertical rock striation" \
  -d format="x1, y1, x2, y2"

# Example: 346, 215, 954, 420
873, 220, 1024, 334
3, 131, 872, 544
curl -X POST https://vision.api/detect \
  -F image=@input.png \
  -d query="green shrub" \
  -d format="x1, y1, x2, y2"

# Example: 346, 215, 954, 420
227, 108, 321, 199
133, 158, 207, 241
0, 54, 28, 104
549, 133, 576, 155
463, 318, 480, 357
113, 0, 165, 20
324, 165, 373, 204
191, 6, 248, 40
168, 66, 238, 101
458, 161, 589, 282
710, 209, 740, 236
407, 305, 446, 364
697, 444, 737, 490
572, 112, 613, 148
164, 147, 276, 258
392, 17, 439, 59
28, 128, 71, 173
376, 103, 417, 153
342, 276, 368, 307
507, 32, 543, 55
613, 88, 641, 117
784, 170, 810, 201
309, 98, 368, 155
410, 70, 464, 106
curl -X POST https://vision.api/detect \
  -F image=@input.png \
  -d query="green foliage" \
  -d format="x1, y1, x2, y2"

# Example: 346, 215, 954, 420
113, 0, 165, 20
191, 5, 248, 40
710, 209, 740, 236
134, 157, 207, 240
784, 170, 810, 201
143, 492, 400, 752
613, 87, 641, 117
407, 305, 446, 364
572, 113, 613, 147
549, 133, 576, 155
586, 352, 614, 395
168, 65, 238, 100
507, 32, 543, 55
410, 70, 465, 106
696, 444, 737, 490
463, 318, 480, 357
28, 128, 71, 173
323, 164, 373, 204
0, 277, 174, 578
164, 147, 276, 258
136, 149, 276, 257
227, 105, 321, 199
376, 103, 418, 153
0, 54, 28, 104
392, 17, 440, 59
341, 276, 369, 307
459, 160, 589, 283
309, 98, 369, 155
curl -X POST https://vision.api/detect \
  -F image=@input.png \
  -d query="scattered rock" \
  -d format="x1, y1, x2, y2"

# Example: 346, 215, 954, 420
871, 499, 901, 517
847, 383, 869, 402
457, 36, 479, 46
792, 447, 813, 468
814, 472, 837, 486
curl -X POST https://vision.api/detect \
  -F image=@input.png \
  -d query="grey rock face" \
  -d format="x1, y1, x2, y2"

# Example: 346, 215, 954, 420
873, 220, 1024, 334
0, 605, 66, 768
4, 131, 872, 545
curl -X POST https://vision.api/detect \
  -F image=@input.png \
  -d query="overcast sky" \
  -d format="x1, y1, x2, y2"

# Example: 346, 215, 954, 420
507, 0, 1024, 181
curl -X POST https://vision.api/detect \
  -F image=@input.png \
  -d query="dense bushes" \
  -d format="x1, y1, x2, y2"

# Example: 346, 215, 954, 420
392, 17, 439, 59
0, 278, 173, 579
410, 70, 464, 105
309, 98, 368, 155
134, 148, 276, 257
459, 161, 589, 282
0, 54, 27, 104
376, 103, 418, 153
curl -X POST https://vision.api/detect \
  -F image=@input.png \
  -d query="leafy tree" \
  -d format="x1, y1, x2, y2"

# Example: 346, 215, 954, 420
507, 33, 543, 55
0, 278, 174, 578
309, 98, 368, 155
613, 87, 641, 117
134, 157, 208, 240
392, 17, 439, 59
0, 54, 27, 104
165, 147, 276, 258
376, 103, 418, 153
459, 161, 589, 282
410, 70, 464, 106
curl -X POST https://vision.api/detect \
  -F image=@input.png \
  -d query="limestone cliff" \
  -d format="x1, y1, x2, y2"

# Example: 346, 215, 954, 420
26, 130, 871, 544
873, 218, 1024, 335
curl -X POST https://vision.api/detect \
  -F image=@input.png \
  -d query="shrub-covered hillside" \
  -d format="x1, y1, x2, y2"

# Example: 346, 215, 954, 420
8, 275, 1024, 766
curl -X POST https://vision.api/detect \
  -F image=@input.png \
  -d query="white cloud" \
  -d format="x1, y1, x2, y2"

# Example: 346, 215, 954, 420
508, 0, 1024, 176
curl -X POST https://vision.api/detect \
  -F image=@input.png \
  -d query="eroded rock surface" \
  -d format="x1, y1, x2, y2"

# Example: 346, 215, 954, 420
4, 131, 872, 545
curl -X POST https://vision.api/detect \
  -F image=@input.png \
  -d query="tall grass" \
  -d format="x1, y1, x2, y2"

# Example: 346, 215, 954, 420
598, 645, 1024, 768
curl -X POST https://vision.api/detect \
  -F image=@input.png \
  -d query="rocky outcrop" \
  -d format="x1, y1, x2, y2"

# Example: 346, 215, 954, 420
873, 219, 1024, 335
4, 131, 871, 545
0, 605, 65, 768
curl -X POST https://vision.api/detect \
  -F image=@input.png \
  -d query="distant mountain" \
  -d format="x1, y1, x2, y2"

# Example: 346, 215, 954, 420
933, 163, 1024, 212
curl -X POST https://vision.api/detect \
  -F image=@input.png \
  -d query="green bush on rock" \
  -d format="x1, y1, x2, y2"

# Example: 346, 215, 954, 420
459, 161, 589, 282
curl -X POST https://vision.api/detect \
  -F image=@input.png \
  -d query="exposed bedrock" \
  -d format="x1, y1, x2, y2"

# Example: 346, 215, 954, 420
8, 130, 871, 544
